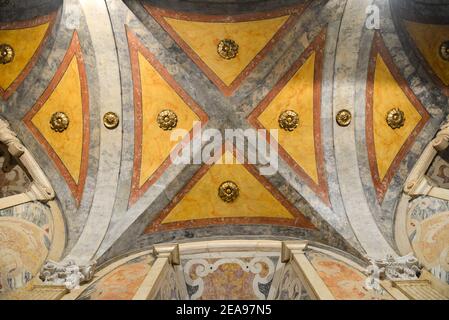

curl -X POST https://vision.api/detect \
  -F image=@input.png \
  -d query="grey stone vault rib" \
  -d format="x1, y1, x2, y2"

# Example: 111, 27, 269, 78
65, 0, 122, 264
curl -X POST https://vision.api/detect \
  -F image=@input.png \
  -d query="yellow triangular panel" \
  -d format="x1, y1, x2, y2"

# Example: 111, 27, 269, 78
257, 52, 318, 183
0, 22, 50, 90
31, 57, 84, 183
138, 52, 200, 187
404, 21, 449, 86
162, 151, 294, 224
373, 54, 422, 180
164, 15, 289, 86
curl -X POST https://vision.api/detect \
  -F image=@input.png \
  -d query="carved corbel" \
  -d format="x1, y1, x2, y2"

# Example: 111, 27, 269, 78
39, 259, 97, 291
0, 118, 55, 210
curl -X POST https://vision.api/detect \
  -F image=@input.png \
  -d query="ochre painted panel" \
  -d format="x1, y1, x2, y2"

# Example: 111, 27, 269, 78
366, 33, 429, 202
404, 21, 449, 87
145, 4, 310, 96
257, 52, 318, 183
372, 54, 422, 181
248, 31, 328, 205
24, 32, 89, 205
163, 15, 289, 87
0, 22, 50, 91
138, 52, 200, 187
127, 29, 207, 205
30, 57, 84, 184
162, 151, 294, 223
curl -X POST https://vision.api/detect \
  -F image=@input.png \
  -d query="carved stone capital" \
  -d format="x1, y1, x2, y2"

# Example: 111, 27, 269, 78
39, 260, 97, 291
364, 254, 422, 294
153, 244, 180, 266
281, 241, 308, 263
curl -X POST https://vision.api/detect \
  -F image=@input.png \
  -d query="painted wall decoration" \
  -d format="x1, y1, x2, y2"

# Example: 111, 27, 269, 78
408, 197, 449, 284
0, 154, 53, 294
0, 202, 52, 235
426, 153, 449, 189
0, 108, 64, 296
181, 252, 279, 300
0, 217, 50, 293
306, 251, 392, 300
153, 266, 183, 300
0, 155, 31, 197
76, 254, 154, 300
274, 263, 310, 300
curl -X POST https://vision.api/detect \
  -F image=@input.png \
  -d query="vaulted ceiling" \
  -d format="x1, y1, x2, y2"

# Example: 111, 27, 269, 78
0, 0, 448, 276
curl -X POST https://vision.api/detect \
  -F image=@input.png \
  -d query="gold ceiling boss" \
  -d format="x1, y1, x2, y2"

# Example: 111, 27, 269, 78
278, 110, 299, 132
217, 39, 239, 60
157, 109, 178, 131
49, 112, 70, 133
386, 108, 405, 129
103, 112, 119, 130
0, 44, 14, 64
218, 181, 239, 203
336, 109, 352, 127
